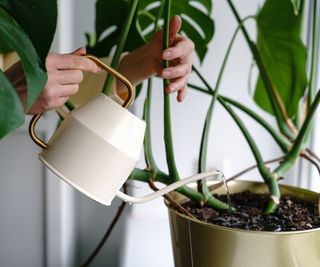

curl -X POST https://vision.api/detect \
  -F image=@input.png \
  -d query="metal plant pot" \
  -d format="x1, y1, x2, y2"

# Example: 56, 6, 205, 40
166, 181, 320, 267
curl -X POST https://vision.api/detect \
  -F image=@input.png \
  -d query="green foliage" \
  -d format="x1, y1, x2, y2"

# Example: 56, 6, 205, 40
0, 7, 51, 138
138, 0, 214, 62
0, 1, 57, 139
0, 70, 24, 139
290, 0, 302, 15
254, 0, 307, 119
86, 0, 214, 62
0, 0, 57, 65
86, 0, 145, 58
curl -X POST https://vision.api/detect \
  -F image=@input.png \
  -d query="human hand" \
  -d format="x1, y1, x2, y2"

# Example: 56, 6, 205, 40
5, 47, 101, 114
117, 15, 194, 102
148, 15, 195, 102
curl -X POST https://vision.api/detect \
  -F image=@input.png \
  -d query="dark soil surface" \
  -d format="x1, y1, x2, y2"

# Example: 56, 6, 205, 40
183, 191, 320, 232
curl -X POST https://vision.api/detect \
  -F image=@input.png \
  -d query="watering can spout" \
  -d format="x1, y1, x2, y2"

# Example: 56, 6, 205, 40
115, 170, 223, 204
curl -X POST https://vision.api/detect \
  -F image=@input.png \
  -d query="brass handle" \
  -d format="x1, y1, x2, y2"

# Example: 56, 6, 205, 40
29, 113, 47, 149
85, 55, 134, 109
29, 55, 134, 149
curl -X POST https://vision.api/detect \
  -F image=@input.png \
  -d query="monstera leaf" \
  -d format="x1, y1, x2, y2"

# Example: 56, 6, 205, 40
254, 0, 307, 119
0, 0, 57, 64
87, 0, 214, 62
0, 1, 57, 139
86, 0, 145, 58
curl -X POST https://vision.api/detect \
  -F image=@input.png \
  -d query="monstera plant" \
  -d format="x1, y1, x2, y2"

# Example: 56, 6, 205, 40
0, 1, 57, 139
86, 0, 319, 211
81, 0, 320, 265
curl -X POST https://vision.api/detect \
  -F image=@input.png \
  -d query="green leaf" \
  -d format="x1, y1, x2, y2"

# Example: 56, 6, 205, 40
0, 70, 24, 139
290, 0, 301, 15
0, 0, 58, 64
254, 0, 307, 119
86, 0, 145, 57
0, 7, 47, 115
87, 0, 214, 62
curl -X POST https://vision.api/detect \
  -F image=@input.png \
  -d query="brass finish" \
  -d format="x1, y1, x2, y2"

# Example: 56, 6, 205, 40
29, 114, 47, 149
29, 55, 134, 148
84, 55, 134, 109
166, 181, 320, 267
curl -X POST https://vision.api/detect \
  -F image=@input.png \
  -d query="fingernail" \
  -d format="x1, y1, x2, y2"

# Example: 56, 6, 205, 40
163, 70, 171, 78
163, 51, 171, 59
169, 84, 176, 92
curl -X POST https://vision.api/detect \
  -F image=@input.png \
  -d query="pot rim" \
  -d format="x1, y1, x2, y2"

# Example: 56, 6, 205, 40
166, 180, 320, 235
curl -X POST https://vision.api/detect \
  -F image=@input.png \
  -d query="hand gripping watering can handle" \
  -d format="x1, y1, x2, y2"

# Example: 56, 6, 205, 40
29, 55, 134, 149
115, 170, 224, 204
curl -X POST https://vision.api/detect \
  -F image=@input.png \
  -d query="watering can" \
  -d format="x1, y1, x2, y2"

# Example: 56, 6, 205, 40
29, 55, 222, 205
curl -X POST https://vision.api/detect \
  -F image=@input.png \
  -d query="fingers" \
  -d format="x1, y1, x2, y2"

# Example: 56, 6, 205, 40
162, 63, 192, 80
46, 52, 101, 73
169, 15, 182, 45
177, 87, 187, 102
163, 36, 195, 61
54, 70, 83, 85
28, 47, 102, 113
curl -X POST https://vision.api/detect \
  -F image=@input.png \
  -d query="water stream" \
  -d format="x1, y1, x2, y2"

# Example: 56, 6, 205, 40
216, 170, 232, 213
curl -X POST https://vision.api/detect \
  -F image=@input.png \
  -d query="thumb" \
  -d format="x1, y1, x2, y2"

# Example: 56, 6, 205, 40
71, 47, 87, 56
169, 15, 182, 45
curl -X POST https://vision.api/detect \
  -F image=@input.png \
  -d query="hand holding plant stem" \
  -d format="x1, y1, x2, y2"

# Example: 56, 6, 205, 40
116, 15, 194, 102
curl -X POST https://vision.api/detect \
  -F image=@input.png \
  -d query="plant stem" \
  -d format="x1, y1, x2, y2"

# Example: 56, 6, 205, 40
219, 95, 291, 152
143, 79, 159, 172
163, 0, 180, 182
219, 98, 280, 213
225, 0, 293, 139
274, 90, 320, 176
208, 156, 284, 192
188, 84, 291, 153
307, 0, 319, 108
197, 20, 243, 208
65, 100, 75, 111
177, 186, 232, 210
142, 0, 164, 174
102, 0, 139, 95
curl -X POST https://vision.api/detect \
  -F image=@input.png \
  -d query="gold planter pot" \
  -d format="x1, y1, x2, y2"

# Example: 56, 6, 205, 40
167, 181, 320, 267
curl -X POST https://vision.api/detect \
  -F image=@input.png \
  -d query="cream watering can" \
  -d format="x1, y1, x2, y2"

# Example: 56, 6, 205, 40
29, 55, 222, 205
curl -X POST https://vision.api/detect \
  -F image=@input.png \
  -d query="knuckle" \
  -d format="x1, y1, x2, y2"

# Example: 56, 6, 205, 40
78, 71, 83, 82
45, 53, 58, 70
69, 56, 82, 69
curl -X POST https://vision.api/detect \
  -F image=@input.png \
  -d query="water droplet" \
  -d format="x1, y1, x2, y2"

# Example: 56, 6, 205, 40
217, 170, 232, 213
128, 202, 133, 206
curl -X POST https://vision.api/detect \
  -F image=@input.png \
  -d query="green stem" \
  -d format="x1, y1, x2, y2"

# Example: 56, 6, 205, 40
163, 0, 179, 182
102, 0, 139, 95
275, 90, 320, 176
143, 79, 159, 172
65, 101, 75, 111
178, 186, 232, 210
219, 96, 291, 152
226, 0, 293, 139
199, 17, 251, 172
219, 98, 280, 213
129, 168, 169, 184
188, 83, 291, 153
142, 1, 164, 175
307, 0, 319, 108
198, 19, 244, 208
